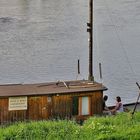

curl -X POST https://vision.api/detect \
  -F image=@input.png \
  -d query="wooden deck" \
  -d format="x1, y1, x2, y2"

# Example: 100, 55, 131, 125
123, 103, 140, 111
109, 102, 140, 112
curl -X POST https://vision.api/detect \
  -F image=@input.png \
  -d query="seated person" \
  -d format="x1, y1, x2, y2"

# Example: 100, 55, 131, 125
111, 96, 124, 115
102, 95, 111, 115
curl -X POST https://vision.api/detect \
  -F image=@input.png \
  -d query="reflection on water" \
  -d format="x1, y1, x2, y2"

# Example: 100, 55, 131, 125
0, 0, 140, 105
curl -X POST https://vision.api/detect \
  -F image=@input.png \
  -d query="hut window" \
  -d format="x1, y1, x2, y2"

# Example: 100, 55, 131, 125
79, 96, 91, 115
82, 97, 89, 115
72, 96, 91, 116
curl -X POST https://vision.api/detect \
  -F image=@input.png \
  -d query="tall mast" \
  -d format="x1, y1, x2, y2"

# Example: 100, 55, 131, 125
87, 0, 94, 81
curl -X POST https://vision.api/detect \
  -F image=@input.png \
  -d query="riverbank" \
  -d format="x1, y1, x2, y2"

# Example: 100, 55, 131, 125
0, 112, 140, 140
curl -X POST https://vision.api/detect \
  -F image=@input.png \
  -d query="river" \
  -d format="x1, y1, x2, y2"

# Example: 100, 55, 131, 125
0, 0, 140, 105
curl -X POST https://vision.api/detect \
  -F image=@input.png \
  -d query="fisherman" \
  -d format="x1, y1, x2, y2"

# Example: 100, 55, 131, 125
102, 95, 111, 115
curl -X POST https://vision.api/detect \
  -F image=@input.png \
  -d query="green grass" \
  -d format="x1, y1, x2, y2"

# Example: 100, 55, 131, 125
1, 112, 140, 140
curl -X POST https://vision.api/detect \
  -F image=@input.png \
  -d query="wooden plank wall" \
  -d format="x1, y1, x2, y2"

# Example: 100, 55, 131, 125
0, 96, 50, 125
51, 95, 72, 119
28, 96, 49, 120
51, 91, 103, 119
0, 98, 27, 125
91, 91, 103, 115
0, 91, 103, 125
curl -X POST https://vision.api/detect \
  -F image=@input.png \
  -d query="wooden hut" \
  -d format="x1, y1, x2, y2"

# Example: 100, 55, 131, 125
0, 80, 107, 124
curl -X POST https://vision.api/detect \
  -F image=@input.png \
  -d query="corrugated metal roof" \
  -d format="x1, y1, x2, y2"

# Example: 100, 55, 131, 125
0, 80, 107, 97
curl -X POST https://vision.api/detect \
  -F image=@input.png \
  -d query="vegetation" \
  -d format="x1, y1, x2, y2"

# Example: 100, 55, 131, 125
0, 112, 140, 140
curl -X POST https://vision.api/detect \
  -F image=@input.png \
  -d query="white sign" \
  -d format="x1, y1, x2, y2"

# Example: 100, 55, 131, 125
9, 96, 27, 111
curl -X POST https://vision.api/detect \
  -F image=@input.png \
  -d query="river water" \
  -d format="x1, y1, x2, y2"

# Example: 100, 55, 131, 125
0, 0, 140, 105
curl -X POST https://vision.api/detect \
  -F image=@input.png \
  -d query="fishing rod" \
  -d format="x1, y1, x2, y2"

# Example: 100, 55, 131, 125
131, 82, 140, 118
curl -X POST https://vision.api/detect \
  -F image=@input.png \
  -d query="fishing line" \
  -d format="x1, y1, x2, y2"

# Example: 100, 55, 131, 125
104, 0, 138, 83
102, 0, 140, 104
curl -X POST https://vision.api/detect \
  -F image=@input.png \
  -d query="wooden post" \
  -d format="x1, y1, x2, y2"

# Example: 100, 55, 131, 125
87, 0, 94, 81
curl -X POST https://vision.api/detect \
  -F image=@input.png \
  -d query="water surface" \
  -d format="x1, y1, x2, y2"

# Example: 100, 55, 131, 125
0, 0, 140, 105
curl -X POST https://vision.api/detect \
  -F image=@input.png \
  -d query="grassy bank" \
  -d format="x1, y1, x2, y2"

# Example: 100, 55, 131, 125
0, 112, 140, 140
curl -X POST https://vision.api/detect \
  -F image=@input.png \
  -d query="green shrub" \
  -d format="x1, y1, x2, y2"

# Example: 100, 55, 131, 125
1, 112, 140, 140
1, 120, 81, 140
82, 113, 140, 140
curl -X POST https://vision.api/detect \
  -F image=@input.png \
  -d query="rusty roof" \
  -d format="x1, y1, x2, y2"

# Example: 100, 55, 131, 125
0, 80, 107, 97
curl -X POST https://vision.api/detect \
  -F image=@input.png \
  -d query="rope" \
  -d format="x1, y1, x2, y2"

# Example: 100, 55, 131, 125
99, 0, 140, 104
103, 0, 138, 83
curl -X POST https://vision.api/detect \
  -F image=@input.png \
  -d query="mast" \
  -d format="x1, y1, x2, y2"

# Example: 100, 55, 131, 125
87, 0, 94, 81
